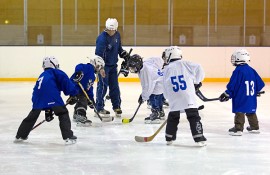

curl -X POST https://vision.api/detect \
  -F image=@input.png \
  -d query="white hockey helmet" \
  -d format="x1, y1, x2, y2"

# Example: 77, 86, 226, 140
231, 49, 250, 66
163, 46, 182, 63
42, 56, 59, 69
105, 18, 118, 31
89, 55, 105, 71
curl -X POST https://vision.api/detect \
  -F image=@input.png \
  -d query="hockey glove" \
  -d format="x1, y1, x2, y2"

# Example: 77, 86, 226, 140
194, 82, 202, 92
73, 71, 84, 83
138, 95, 145, 104
45, 109, 54, 122
120, 61, 129, 77
257, 91, 265, 97
120, 50, 129, 61
219, 92, 230, 102
66, 96, 78, 105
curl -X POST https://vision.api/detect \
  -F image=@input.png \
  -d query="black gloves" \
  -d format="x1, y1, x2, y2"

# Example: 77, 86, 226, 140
120, 61, 129, 77
73, 71, 84, 83
120, 50, 129, 61
66, 96, 78, 105
138, 95, 144, 104
45, 109, 54, 122
194, 82, 202, 92
219, 92, 230, 102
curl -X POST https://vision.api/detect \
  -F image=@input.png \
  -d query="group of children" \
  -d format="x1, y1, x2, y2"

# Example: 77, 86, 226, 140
14, 46, 265, 146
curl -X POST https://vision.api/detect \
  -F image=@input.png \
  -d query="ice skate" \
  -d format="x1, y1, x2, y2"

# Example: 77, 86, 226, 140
159, 110, 165, 120
65, 135, 77, 145
14, 136, 28, 143
194, 136, 207, 146
144, 109, 160, 124
246, 126, 260, 134
196, 141, 207, 147
163, 100, 169, 108
75, 114, 92, 127
95, 109, 110, 118
166, 140, 174, 145
228, 127, 243, 136
114, 108, 122, 118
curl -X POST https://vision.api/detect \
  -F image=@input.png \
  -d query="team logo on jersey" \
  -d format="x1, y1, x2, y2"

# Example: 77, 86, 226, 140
157, 69, 163, 76
87, 79, 93, 91
196, 122, 202, 133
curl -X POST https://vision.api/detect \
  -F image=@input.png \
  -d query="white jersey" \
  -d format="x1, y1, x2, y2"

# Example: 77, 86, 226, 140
138, 57, 164, 101
163, 59, 205, 111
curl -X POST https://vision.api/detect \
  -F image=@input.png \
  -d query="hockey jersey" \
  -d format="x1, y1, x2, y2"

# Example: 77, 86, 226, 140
70, 63, 96, 100
95, 31, 124, 66
32, 68, 78, 109
138, 57, 164, 101
163, 60, 205, 111
225, 64, 265, 113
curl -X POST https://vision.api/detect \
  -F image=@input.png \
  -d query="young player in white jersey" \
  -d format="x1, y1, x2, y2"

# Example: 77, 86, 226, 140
128, 54, 165, 124
162, 46, 207, 146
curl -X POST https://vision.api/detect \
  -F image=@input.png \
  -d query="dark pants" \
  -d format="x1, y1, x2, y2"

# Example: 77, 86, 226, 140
234, 112, 259, 131
74, 93, 88, 116
16, 106, 73, 140
165, 108, 206, 142
96, 65, 121, 111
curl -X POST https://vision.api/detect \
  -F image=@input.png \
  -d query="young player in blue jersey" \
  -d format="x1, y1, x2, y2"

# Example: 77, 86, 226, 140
15, 56, 79, 144
127, 54, 165, 124
70, 55, 106, 126
95, 18, 130, 118
219, 49, 265, 136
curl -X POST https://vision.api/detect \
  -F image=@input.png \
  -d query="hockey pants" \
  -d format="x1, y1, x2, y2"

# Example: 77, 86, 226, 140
16, 106, 73, 140
165, 108, 206, 142
234, 112, 259, 131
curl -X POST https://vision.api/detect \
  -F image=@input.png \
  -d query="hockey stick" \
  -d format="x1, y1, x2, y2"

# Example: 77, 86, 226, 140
105, 48, 133, 101
135, 119, 167, 142
134, 105, 204, 143
77, 82, 114, 122
122, 102, 142, 124
32, 119, 46, 131
196, 89, 220, 102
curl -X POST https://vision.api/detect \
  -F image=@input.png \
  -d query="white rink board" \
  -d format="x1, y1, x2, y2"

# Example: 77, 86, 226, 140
0, 46, 270, 79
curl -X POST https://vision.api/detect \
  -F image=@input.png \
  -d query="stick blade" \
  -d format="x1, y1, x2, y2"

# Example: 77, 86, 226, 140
134, 136, 153, 142
101, 116, 114, 122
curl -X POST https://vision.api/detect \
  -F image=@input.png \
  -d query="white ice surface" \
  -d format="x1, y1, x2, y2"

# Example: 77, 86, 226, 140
0, 82, 270, 175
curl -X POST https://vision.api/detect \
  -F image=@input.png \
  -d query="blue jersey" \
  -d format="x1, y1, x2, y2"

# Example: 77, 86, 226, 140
70, 63, 96, 99
225, 64, 265, 113
32, 68, 78, 109
95, 31, 124, 66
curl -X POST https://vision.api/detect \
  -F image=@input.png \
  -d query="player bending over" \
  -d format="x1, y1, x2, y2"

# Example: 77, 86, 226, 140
15, 56, 78, 144
162, 46, 207, 146
128, 54, 165, 124
219, 49, 265, 136
70, 55, 105, 126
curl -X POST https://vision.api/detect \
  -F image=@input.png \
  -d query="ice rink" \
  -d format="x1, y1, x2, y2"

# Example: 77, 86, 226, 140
0, 82, 270, 175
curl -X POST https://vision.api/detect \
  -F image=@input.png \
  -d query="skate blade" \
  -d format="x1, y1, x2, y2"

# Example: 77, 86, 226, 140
76, 122, 92, 127
65, 139, 77, 145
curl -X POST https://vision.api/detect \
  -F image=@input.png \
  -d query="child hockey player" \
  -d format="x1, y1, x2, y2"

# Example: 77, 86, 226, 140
128, 54, 165, 124
15, 56, 78, 144
219, 48, 265, 136
162, 46, 207, 146
70, 55, 106, 126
